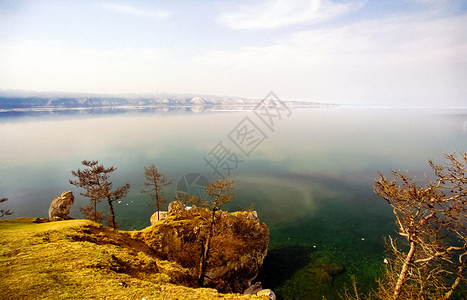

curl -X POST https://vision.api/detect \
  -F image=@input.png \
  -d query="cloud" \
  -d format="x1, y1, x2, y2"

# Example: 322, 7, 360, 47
0, 40, 172, 93
199, 11, 467, 104
285, 14, 467, 66
1, 1, 465, 106
99, 2, 170, 20
219, 0, 362, 30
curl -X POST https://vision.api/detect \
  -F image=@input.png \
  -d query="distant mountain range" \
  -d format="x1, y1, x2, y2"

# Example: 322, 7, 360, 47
0, 90, 337, 116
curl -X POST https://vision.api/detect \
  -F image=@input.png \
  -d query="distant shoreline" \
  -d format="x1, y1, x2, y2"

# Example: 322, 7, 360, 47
0, 92, 337, 116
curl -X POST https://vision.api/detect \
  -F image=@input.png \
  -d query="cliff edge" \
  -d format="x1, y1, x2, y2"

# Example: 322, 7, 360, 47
134, 201, 270, 293
0, 217, 268, 299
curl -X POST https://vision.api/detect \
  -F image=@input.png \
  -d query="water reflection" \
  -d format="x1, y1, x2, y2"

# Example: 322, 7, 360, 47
0, 107, 466, 298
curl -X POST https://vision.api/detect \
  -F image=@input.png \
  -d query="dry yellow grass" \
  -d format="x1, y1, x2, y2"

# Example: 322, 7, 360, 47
0, 218, 266, 300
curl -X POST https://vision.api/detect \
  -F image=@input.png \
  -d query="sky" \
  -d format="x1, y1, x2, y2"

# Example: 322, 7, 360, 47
0, 0, 466, 106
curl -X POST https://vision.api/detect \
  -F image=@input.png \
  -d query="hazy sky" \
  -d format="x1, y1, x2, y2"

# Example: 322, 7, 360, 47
0, 0, 466, 106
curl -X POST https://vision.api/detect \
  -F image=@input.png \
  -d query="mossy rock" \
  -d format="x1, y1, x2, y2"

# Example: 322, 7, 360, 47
322, 262, 344, 276
135, 201, 270, 293
316, 270, 333, 287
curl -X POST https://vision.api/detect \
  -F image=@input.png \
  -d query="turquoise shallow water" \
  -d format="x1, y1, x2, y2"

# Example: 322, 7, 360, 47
1, 107, 466, 299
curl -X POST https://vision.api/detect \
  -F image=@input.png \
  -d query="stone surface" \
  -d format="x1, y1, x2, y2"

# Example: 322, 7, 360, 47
243, 282, 262, 295
316, 270, 333, 287
150, 211, 169, 225
48, 191, 74, 220
168, 201, 185, 215
322, 262, 344, 276
257, 289, 276, 300
134, 201, 269, 294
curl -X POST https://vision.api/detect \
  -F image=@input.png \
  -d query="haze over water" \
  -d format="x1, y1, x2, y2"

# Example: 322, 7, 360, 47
1, 106, 465, 298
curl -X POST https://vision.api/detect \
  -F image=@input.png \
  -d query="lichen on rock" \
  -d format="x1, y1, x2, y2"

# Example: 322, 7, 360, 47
150, 211, 169, 225
133, 201, 269, 294
48, 191, 74, 220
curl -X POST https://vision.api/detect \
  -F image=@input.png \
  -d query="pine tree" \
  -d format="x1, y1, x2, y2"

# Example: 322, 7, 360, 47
180, 179, 234, 286
0, 197, 13, 218
70, 160, 130, 228
141, 164, 172, 220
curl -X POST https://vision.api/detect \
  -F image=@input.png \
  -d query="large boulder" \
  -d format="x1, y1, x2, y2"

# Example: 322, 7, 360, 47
257, 289, 276, 300
150, 211, 169, 225
48, 191, 74, 220
133, 201, 269, 293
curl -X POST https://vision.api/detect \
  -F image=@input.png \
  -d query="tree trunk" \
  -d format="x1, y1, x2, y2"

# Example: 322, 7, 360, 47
443, 263, 465, 300
393, 241, 416, 300
198, 236, 211, 286
107, 195, 116, 229
198, 209, 217, 286
93, 199, 97, 222
156, 201, 160, 221
156, 186, 160, 220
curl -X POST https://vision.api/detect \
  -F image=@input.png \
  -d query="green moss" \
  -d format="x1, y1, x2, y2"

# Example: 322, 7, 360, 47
0, 218, 266, 300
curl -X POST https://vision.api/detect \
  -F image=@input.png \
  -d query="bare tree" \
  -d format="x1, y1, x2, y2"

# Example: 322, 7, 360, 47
180, 179, 235, 286
79, 204, 105, 223
0, 197, 13, 218
374, 153, 467, 300
70, 160, 130, 229
141, 164, 172, 220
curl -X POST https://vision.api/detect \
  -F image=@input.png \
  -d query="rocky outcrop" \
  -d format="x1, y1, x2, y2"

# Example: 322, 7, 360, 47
257, 289, 276, 300
48, 191, 74, 220
133, 201, 269, 293
308, 260, 345, 289
243, 282, 262, 295
149, 211, 169, 225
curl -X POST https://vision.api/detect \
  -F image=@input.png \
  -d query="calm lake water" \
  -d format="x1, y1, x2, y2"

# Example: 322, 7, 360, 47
1, 107, 466, 299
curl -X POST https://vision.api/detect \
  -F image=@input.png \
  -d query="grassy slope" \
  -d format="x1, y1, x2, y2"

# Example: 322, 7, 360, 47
0, 218, 265, 300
